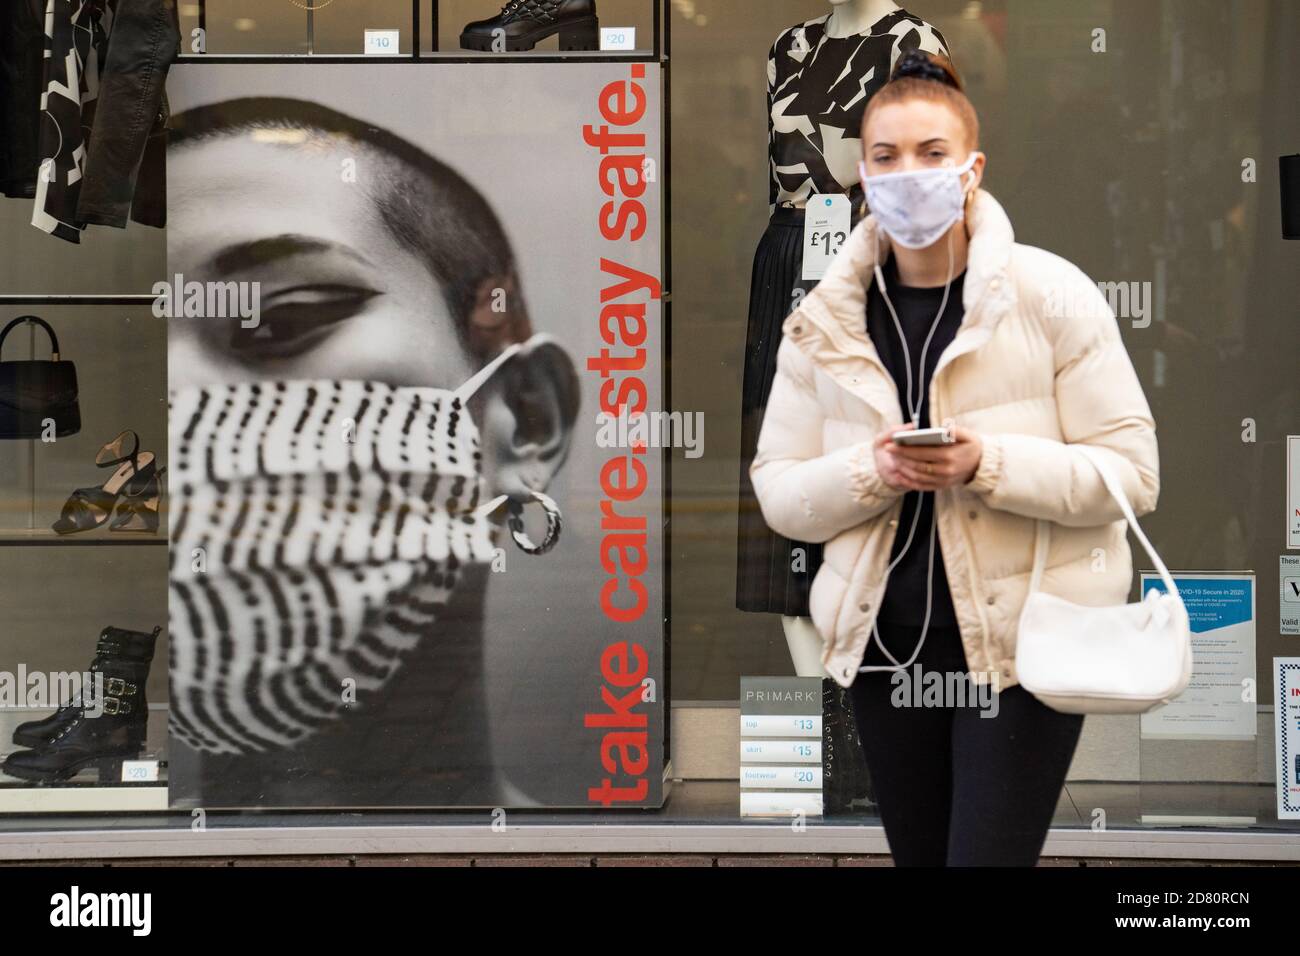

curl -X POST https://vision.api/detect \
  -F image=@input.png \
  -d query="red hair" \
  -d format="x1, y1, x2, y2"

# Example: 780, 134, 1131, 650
861, 50, 980, 149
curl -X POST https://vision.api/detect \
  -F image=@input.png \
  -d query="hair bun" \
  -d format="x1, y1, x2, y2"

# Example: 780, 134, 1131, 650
891, 49, 962, 90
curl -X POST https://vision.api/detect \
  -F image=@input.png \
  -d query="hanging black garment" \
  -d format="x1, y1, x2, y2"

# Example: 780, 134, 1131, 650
33, 0, 180, 242
0, 316, 81, 440
0, 0, 45, 199
736, 207, 824, 615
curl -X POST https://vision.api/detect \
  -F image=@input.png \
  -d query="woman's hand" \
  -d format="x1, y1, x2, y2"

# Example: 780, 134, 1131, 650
873, 423, 915, 491
877, 424, 983, 492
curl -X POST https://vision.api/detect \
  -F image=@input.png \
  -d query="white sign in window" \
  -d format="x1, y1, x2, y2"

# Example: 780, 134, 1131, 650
364, 29, 400, 55
600, 28, 636, 51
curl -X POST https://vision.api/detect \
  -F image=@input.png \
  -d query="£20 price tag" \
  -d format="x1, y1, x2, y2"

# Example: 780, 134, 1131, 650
802, 194, 851, 281
120, 760, 159, 782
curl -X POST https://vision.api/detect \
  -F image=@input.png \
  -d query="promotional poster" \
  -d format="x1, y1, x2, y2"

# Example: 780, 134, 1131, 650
164, 63, 665, 809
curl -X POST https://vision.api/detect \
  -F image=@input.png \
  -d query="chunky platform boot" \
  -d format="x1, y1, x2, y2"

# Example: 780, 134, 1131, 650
460, 0, 600, 52
12, 626, 139, 748
822, 679, 875, 814
3, 626, 160, 785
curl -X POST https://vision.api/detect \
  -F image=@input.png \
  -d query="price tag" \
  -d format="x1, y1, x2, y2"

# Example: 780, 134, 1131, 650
121, 760, 160, 783
599, 27, 636, 51
802, 194, 851, 281
364, 29, 400, 55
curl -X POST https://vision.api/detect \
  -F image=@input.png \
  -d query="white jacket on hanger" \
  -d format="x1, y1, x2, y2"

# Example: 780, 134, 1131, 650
750, 189, 1160, 689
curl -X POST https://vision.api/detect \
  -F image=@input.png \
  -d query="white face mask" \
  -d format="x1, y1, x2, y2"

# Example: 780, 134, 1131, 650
167, 334, 555, 755
858, 152, 980, 250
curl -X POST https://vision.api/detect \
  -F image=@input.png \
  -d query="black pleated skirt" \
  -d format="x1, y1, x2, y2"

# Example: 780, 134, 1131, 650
736, 207, 823, 615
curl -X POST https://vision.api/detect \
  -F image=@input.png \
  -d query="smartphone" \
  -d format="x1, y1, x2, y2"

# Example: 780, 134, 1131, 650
891, 427, 954, 446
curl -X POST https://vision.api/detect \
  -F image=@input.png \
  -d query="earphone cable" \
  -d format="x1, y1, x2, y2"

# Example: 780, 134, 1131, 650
858, 226, 956, 674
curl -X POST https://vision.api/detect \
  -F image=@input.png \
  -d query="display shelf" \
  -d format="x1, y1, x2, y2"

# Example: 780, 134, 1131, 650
175, 51, 657, 64
189, 0, 662, 60
0, 296, 157, 306
0, 786, 168, 814
0, 530, 166, 547
0, 710, 169, 813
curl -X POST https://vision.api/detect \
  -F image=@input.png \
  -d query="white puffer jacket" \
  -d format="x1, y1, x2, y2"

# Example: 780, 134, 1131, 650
750, 189, 1160, 689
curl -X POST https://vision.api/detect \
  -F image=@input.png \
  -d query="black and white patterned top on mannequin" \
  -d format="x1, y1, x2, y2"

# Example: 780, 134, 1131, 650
767, 8, 949, 212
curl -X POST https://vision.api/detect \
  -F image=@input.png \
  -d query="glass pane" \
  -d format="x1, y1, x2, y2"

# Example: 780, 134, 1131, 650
0, 307, 169, 802
188, 0, 310, 54
313, 0, 414, 54
667, 0, 1299, 831
434, 0, 653, 53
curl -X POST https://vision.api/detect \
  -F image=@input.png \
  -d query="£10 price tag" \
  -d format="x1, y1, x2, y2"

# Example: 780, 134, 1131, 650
802, 194, 851, 281
364, 29, 400, 55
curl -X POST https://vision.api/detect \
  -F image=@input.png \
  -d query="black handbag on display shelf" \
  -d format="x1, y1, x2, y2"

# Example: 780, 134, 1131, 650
0, 316, 81, 439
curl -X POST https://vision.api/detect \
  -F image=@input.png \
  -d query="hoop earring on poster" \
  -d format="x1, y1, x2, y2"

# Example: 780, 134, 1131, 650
478, 490, 563, 555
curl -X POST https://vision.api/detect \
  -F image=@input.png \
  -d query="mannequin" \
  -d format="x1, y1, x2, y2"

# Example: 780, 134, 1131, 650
827, 0, 902, 42
736, 2, 950, 679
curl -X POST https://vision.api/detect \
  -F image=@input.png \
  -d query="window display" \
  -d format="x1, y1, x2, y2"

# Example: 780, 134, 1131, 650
2, 625, 161, 784
458, 0, 601, 51
0, 0, 1297, 869
436, 0, 653, 55
0, 307, 169, 808
734, 0, 951, 822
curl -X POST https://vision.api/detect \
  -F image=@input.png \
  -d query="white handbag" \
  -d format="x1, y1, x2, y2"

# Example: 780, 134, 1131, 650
1015, 445, 1192, 715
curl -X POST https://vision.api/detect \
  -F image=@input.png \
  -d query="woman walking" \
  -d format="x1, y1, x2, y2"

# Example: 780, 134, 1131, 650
750, 51, 1160, 866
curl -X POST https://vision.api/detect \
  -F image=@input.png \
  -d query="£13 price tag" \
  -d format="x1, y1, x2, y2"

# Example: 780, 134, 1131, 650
802, 194, 851, 281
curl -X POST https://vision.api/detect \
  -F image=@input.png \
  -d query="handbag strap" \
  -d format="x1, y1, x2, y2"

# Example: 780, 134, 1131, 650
0, 316, 60, 361
1028, 444, 1178, 600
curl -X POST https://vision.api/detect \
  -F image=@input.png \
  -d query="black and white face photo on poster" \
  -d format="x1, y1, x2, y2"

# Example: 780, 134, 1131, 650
163, 64, 664, 809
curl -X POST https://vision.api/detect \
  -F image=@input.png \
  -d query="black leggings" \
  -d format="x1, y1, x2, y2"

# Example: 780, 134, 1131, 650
848, 622, 1084, 866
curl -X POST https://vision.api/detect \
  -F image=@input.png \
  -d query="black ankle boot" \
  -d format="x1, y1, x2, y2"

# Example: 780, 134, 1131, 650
821, 679, 875, 814
3, 625, 160, 784
460, 0, 599, 52
11, 626, 150, 749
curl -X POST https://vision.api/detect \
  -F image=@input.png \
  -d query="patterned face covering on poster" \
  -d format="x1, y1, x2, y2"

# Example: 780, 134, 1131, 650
168, 339, 543, 755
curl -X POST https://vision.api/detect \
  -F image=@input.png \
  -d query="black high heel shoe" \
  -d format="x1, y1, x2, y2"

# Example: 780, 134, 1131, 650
109, 465, 164, 534
51, 430, 156, 535
460, 0, 600, 52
